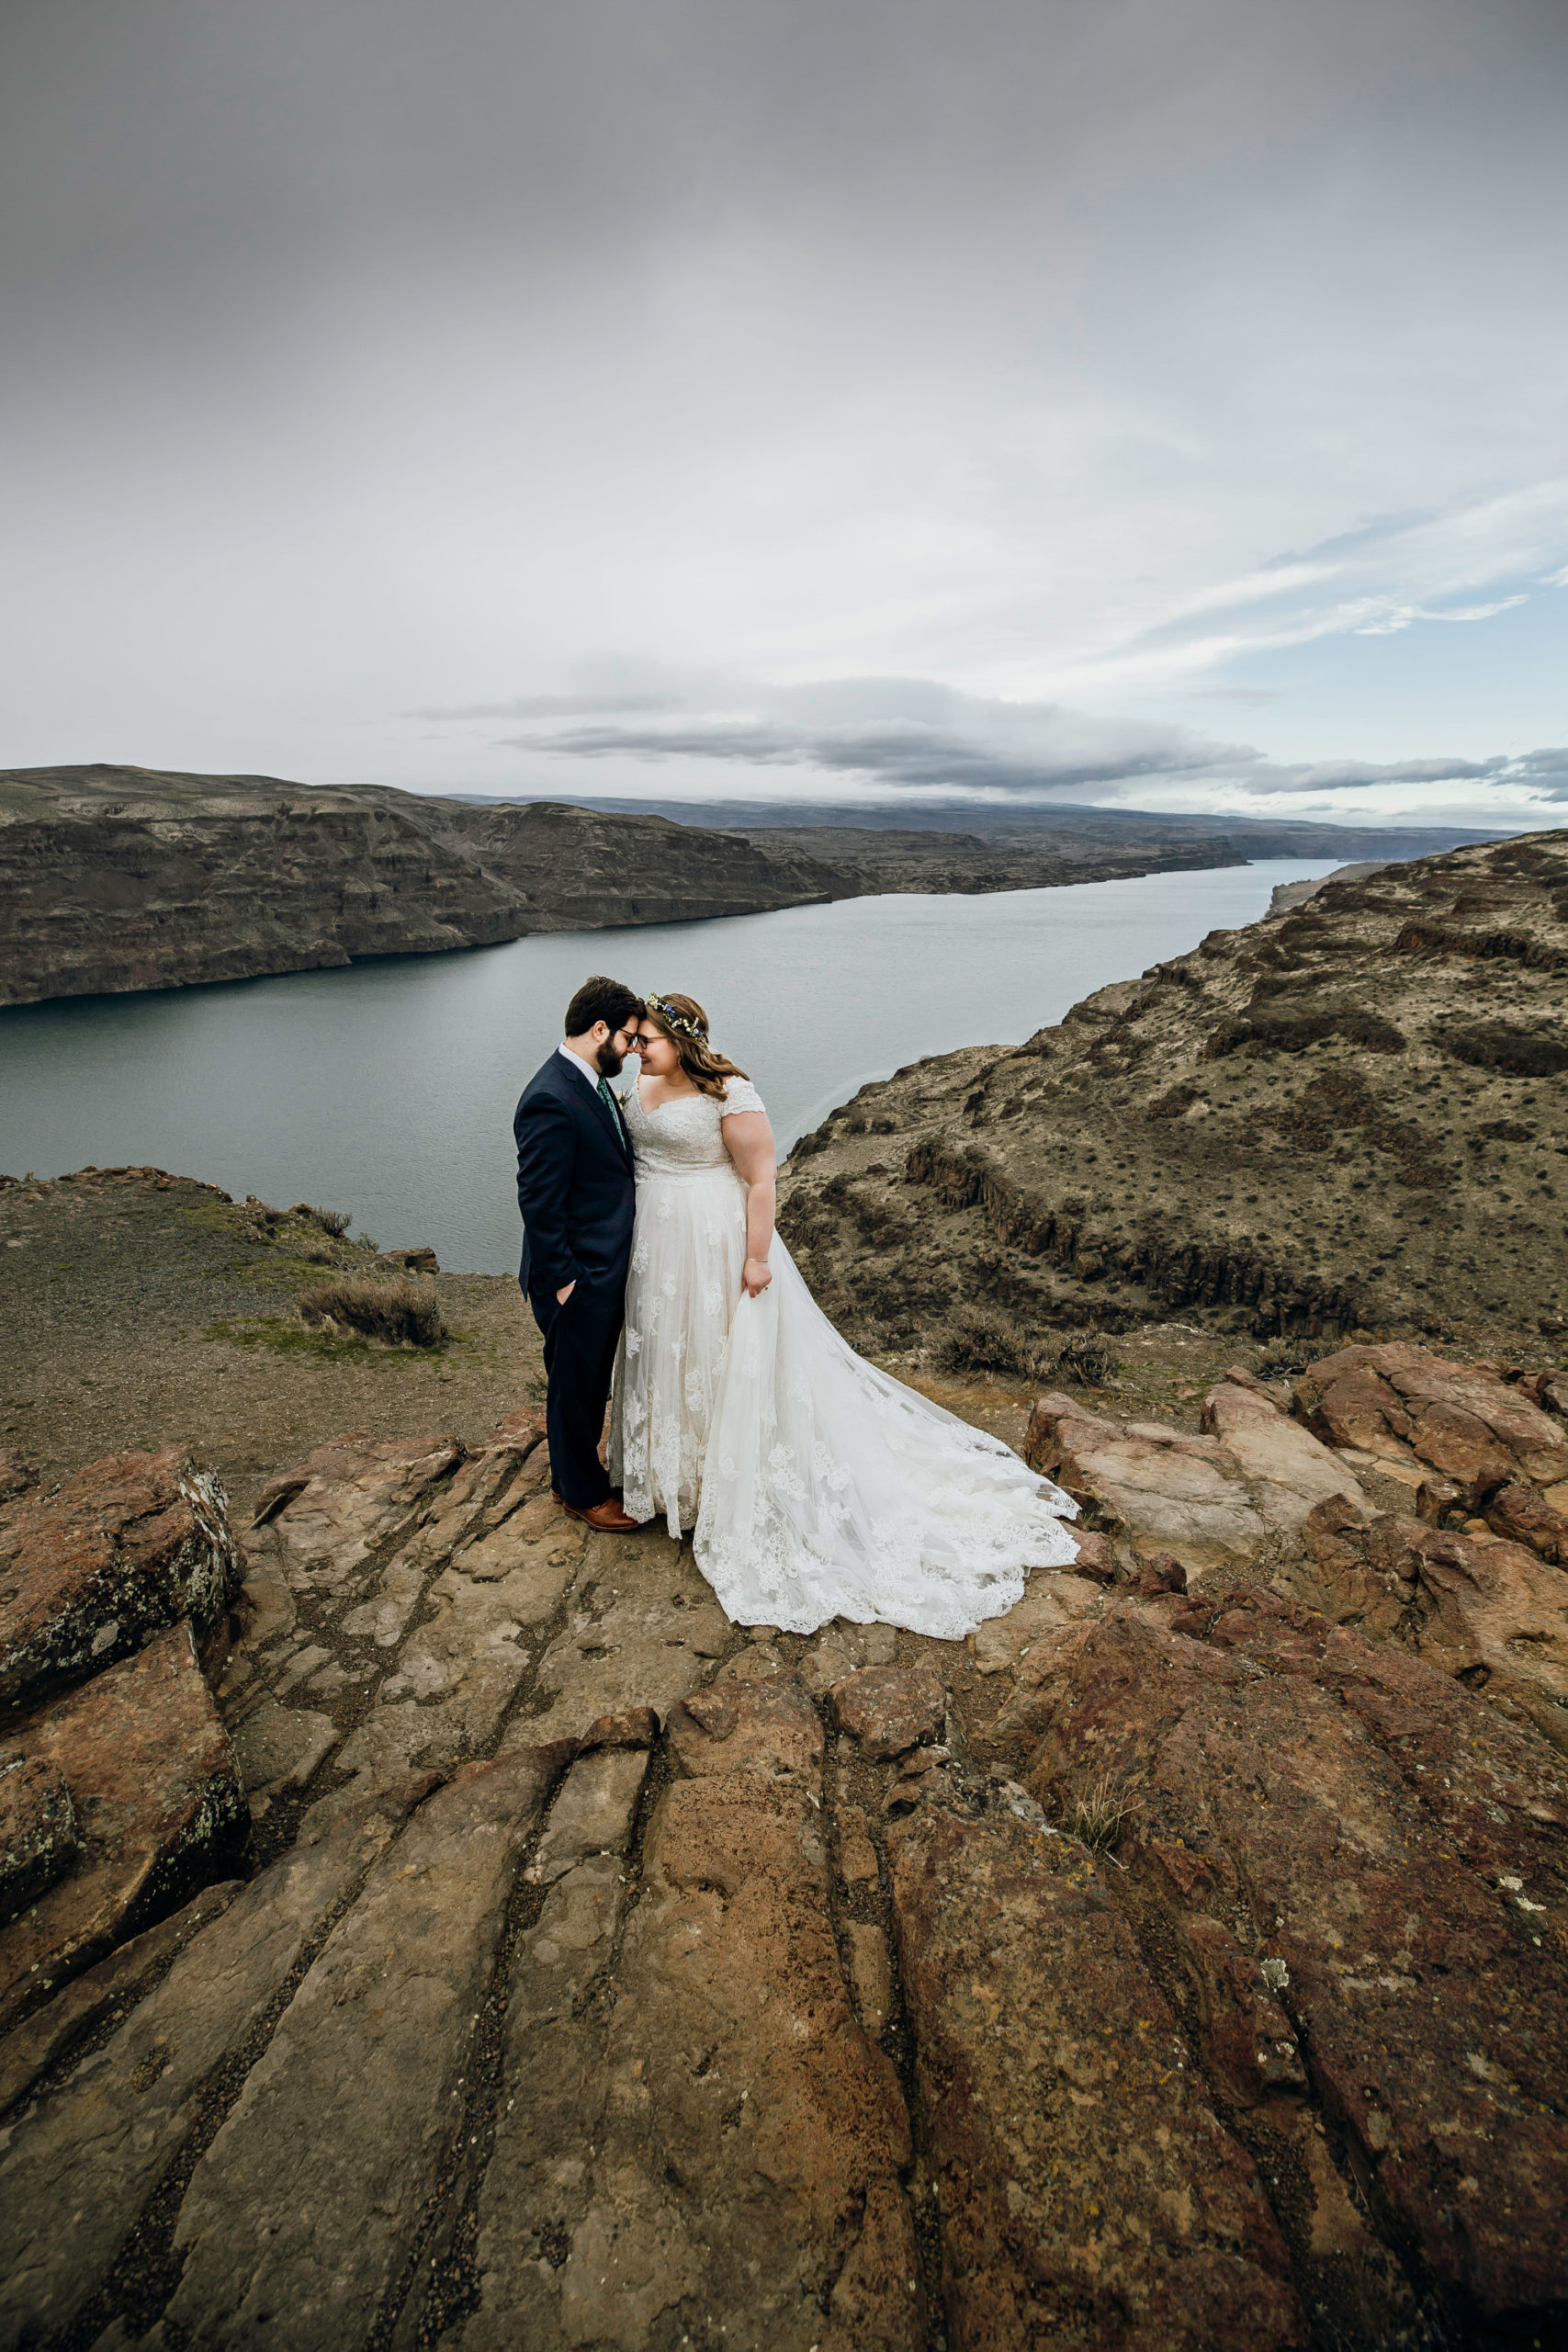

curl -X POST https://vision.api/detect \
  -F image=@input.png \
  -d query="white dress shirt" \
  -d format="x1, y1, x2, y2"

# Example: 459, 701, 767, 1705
558, 1040, 610, 1094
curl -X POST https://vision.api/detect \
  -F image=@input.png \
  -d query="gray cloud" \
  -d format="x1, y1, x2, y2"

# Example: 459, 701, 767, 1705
484, 673, 1568, 808
0, 1, 1564, 803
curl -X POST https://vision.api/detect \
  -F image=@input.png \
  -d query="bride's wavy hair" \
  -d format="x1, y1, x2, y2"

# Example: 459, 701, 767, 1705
642, 992, 750, 1102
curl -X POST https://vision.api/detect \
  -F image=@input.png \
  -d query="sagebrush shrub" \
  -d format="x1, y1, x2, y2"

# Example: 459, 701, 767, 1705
299, 1274, 446, 1347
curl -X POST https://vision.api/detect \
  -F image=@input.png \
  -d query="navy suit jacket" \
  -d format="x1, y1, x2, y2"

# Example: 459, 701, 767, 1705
513, 1051, 637, 1300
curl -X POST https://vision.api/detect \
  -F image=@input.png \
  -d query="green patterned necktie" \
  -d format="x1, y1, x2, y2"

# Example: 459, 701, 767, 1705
597, 1077, 619, 1122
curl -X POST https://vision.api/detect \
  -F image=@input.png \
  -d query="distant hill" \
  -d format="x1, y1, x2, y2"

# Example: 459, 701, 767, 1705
0, 767, 841, 1007
0, 763, 1507, 1008
457, 788, 1500, 863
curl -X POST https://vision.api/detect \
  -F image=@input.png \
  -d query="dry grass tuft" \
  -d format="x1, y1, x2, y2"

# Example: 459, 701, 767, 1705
1058, 1771, 1138, 1858
299, 1273, 447, 1348
1053, 1329, 1120, 1388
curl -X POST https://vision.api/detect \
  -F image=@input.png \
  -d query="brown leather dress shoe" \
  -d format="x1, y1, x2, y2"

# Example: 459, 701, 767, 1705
560, 1497, 647, 1532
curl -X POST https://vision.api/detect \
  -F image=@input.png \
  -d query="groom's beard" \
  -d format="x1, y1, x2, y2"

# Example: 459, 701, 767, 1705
594, 1041, 626, 1077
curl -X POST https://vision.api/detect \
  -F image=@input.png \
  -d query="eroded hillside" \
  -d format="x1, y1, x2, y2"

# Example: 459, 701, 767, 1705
778, 831, 1568, 1356
0, 767, 843, 1006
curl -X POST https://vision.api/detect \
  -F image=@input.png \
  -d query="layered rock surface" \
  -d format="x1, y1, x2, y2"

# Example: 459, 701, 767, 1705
777, 831, 1568, 1349
0, 763, 1489, 1010
2, 1354, 1565, 2348
0, 767, 844, 1006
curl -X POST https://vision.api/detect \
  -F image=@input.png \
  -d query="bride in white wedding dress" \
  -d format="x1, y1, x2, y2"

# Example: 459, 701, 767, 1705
607, 992, 1082, 1638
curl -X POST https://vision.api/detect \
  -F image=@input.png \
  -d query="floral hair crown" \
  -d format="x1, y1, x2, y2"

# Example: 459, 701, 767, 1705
646, 995, 705, 1041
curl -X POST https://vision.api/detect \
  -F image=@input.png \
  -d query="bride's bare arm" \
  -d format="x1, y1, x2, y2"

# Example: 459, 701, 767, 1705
722, 1109, 776, 1296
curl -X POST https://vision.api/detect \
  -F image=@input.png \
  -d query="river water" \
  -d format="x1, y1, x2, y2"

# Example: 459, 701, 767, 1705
0, 861, 1327, 1272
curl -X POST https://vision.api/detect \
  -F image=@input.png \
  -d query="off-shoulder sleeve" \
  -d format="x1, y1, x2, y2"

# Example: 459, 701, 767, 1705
721, 1076, 768, 1118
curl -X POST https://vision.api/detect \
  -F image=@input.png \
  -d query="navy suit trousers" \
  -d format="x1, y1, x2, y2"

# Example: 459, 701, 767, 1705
529, 1276, 624, 1508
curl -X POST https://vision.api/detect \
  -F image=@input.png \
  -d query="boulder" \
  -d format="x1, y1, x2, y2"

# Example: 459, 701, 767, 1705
1296, 1340, 1568, 1505
1485, 1477, 1568, 1560
1024, 1375, 1381, 1582
1201, 1372, 1369, 1528
0, 1753, 78, 1927
0, 1448, 238, 1712
1303, 1502, 1568, 1751
970, 1571, 1105, 1674
0, 1620, 244, 2034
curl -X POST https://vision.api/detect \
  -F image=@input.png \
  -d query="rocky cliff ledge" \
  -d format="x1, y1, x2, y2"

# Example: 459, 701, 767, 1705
2, 1336, 1565, 2347
0, 766, 845, 1007
778, 831, 1568, 1354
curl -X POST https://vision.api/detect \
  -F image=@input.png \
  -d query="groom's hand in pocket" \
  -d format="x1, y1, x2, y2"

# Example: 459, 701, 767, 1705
556, 1280, 576, 1304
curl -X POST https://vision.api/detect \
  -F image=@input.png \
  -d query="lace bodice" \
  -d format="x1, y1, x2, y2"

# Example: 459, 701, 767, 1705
622, 1076, 766, 1181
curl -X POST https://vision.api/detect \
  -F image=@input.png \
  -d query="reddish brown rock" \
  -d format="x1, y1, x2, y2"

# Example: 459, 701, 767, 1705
830, 1660, 945, 1758
1485, 1477, 1568, 1560
0, 1620, 244, 2034
888, 1787, 1303, 2349
1012, 1602, 1568, 2325
464, 1676, 921, 2352
670, 1670, 824, 1782
0, 1447, 238, 1712
1302, 1502, 1568, 1751
577, 1702, 660, 1751
1066, 1526, 1117, 1582
0, 1777, 433, 2345
154, 1749, 566, 2351
1297, 1341, 1568, 1504
0, 1754, 78, 1927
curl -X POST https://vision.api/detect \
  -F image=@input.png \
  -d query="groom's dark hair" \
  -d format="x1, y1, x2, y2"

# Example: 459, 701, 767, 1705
564, 976, 643, 1037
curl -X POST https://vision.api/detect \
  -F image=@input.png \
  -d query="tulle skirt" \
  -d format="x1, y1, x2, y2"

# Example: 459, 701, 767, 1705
609, 1165, 1081, 1638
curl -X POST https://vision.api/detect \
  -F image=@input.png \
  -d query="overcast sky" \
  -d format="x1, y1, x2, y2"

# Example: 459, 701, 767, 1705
3, 0, 1565, 828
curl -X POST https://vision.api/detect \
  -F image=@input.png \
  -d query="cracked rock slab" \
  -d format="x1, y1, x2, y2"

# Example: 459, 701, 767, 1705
465, 1677, 922, 2352
156, 1746, 566, 2351
232, 1693, 339, 1798
507, 1534, 729, 1745
0, 1778, 430, 2348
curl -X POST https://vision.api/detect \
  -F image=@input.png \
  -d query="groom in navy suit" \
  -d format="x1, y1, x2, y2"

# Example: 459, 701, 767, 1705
514, 976, 648, 1531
